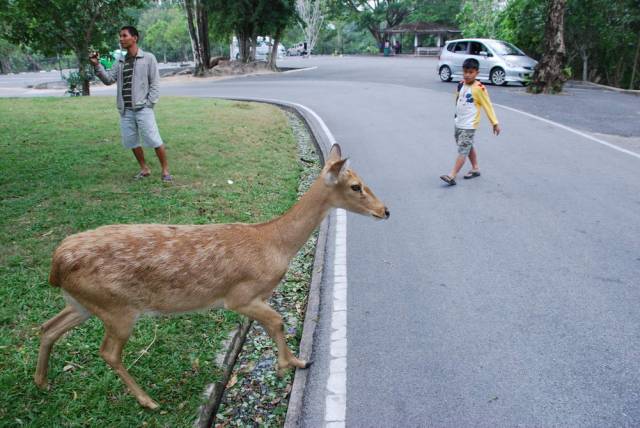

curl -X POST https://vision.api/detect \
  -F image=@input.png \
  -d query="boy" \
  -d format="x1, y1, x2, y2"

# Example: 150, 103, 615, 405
440, 58, 500, 186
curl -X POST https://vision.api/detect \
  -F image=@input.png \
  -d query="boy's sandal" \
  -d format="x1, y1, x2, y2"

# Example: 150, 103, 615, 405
463, 170, 481, 179
161, 174, 174, 182
440, 175, 456, 186
134, 171, 151, 179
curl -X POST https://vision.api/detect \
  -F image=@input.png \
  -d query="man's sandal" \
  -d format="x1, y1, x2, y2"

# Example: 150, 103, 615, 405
134, 171, 151, 179
440, 175, 456, 186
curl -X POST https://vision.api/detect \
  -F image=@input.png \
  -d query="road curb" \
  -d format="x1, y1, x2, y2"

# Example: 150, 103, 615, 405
195, 319, 252, 428
574, 80, 640, 96
195, 97, 334, 427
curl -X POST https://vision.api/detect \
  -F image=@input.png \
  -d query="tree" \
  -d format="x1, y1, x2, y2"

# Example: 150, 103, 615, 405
457, 0, 501, 38
209, 0, 297, 65
340, 0, 414, 50
263, 0, 297, 68
528, 0, 568, 93
183, 0, 211, 75
297, 0, 325, 55
409, 0, 461, 26
0, 0, 145, 95
138, 5, 192, 63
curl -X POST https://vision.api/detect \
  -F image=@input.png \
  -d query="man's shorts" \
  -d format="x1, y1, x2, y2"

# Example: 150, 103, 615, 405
120, 107, 164, 149
454, 127, 475, 156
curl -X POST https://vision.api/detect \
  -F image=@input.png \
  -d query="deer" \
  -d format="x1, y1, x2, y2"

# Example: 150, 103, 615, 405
34, 144, 389, 409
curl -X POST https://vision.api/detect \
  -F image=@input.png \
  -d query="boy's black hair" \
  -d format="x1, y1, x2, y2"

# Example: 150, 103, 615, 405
462, 58, 479, 70
120, 26, 139, 40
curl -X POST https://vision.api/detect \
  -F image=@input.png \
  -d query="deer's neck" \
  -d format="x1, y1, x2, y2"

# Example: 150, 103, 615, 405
264, 177, 331, 261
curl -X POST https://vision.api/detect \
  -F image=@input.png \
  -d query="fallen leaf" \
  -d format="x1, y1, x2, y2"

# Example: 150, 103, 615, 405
63, 364, 75, 372
226, 374, 238, 388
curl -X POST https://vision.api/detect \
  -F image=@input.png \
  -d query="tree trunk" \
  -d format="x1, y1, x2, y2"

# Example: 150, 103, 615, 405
367, 26, 384, 52
580, 47, 588, 82
0, 57, 10, 74
184, 0, 210, 76
25, 53, 41, 72
237, 32, 250, 63
268, 28, 283, 70
250, 36, 257, 62
196, 1, 211, 71
75, 53, 91, 96
528, 0, 567, 94
629, 32, 640, 90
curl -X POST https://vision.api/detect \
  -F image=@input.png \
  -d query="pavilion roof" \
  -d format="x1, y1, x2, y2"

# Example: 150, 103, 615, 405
384, 22, 462, 34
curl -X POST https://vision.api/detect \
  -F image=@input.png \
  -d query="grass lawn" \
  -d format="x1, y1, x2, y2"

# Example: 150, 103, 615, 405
0, 97, 301, 427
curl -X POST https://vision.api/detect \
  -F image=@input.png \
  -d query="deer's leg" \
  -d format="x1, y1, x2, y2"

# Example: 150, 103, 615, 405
98, 313, 158, 410
233, 299, 311, 376
34, 305, 91, 388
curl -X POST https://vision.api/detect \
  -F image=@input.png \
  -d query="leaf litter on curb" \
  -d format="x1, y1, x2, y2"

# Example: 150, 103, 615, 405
215, 111, 321, 427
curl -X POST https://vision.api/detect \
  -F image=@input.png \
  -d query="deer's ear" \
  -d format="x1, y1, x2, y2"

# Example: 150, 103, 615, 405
324, 158, 349, 186
328, 144, 342, 162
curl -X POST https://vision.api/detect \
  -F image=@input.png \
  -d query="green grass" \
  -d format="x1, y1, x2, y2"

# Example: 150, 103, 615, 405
0, 97, 301, 427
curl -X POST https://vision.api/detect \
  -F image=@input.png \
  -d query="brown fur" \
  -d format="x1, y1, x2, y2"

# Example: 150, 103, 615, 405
34, 144, 389, 409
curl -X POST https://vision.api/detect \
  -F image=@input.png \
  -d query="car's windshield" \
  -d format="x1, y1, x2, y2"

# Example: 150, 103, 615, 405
487, 40, 524, 56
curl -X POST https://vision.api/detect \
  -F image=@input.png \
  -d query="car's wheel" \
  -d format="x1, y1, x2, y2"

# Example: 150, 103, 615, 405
490, 67, 507, 86
439, 65, 452, 82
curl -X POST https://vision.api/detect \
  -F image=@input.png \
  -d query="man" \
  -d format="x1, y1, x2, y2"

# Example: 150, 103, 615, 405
90, 26, 172, 182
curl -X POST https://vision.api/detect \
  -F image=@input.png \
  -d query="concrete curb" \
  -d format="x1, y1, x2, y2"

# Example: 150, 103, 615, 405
195, 319, 252, 428
193, 97, 334, 427
574, 80, 640, 96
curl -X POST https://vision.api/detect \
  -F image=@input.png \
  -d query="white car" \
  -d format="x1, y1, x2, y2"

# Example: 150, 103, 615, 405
230, 37, 286, 61
437, 38, 538, 86
287, 42, 308, 56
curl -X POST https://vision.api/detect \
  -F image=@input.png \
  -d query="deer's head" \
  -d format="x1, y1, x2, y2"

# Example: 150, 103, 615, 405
323, 144, 390, 220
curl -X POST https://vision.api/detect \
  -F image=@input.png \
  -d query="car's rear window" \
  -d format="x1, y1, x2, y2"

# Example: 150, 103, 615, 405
446, 43, 455, 52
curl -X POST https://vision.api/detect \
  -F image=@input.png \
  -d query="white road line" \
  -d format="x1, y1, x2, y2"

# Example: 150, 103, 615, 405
210, 95, 348, 424
282, 66, 318, 74
495, 103, 640, 160
325, 208, 347, 427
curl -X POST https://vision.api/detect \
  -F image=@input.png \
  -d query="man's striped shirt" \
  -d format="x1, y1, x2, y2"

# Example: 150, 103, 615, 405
122, 55, 136, 109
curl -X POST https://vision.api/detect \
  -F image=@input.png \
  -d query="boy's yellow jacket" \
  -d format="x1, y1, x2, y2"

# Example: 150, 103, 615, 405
454, 80, 499, 130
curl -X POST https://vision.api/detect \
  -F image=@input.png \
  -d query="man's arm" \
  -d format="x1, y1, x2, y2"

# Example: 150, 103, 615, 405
93, 61, 118, 85
147, 55, 160, 107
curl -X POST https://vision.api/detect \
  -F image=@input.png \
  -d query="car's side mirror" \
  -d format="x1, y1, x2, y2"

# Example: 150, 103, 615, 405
480, 51, 488, 57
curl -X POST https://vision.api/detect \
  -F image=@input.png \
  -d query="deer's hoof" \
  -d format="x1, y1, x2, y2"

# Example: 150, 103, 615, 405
34, 377, 49, 390
303, 360, 313, 369
140, 398, 160, 410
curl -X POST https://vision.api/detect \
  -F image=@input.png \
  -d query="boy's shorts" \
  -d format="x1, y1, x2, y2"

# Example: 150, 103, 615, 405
454, 127, 475, 156
120, 107, 164, 149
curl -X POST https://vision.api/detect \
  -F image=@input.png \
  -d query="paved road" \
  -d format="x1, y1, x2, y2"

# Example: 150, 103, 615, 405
6, 56, 640, 426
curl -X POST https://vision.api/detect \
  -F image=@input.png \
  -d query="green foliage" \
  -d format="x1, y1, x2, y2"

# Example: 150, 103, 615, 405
339, 0, 416, 45
312, 20, 377, 54
137, 5, 192, 62
408, 0, 461, 26
208, 0, 296, 62
457, 0, 500, 38
494, 0, 640, 89
0, 0, 146, 92
494, 0, 546, 58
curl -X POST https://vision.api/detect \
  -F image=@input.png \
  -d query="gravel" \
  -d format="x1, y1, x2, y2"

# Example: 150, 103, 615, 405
214, 110, 322, 427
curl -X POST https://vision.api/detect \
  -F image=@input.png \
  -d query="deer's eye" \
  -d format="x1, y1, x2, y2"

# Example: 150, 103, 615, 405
350, 184, 362, 192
